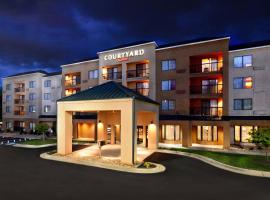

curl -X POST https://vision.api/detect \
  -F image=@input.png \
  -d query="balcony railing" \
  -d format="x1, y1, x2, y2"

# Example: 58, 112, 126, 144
14, 88, 25, 93
190, 61, 223, 73
102, 72, 122, 80
190, 84, 223, 95
14, 99, 25, 104
190, 106, 223, 117
14, 111, 25, 116
65, 78, 81, 87
127, 68, 149, 78
130, 87, 149, 96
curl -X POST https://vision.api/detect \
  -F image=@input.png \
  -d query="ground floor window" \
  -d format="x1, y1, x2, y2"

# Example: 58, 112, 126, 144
197, 126, 218, 141
234, 126, 257, 143
29, 122, 36, 130
6, 122, 12, 129
161, 125, 182, 141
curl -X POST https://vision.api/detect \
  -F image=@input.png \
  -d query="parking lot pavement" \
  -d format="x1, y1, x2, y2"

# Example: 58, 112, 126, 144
0, 146, 270, 200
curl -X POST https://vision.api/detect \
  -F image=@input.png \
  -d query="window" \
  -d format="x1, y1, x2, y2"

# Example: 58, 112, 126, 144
197, 126, 218, 142
29, 122, 36, 130
161, 125, 182, 141
161, 100, 175, 111
162, 60, 176, 71
29, 105, 36, 113
6, 122, 12, 129
234, 126, 257, 143
44, 93, 51, 100
44, 105, 51, 113
44, 80, 51, 87
29, 93, 36, 100
6, 84, 11, 91
234, 99, 252, 110
89, 69, 99, 79
29, 81, 36, 88
161, 80, 176, 91
233, 55, 252, 68
6, 106, 11, 113
6, 95, 11, 102
233, 77, 253, 89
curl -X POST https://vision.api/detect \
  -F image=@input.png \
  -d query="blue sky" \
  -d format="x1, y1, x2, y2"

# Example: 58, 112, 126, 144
0, 0, 270, 85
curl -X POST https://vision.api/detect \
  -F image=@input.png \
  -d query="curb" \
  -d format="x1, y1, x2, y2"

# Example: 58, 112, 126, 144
40, 152, 166, 174
158, 149, 270, 178
14, 144, 57, 148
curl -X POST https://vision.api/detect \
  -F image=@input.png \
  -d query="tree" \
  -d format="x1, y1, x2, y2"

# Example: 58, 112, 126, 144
35, 124, 49, 141
249, 128, 270, 161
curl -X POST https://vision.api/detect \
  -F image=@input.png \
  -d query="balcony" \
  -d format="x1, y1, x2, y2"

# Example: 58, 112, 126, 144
14, 88, 25, 93
14, 99, 25, 104
190, 84, 223, 95
102, 72, 122, 80
130, 87, 149, 96
190, 61, 223, 74
14, 111, 25, 116
127, 68, 149, 79
190, 106, 223, 117
65, 79, 81, 87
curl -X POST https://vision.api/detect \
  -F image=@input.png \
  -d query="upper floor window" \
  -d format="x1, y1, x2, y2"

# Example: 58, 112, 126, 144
233, 55, 252, 68
29, 105, 36, 113
44, 80, 51, 87
234, 99, 252, 110
161, 100, 175, 111
44, 93, 51, 100
162, 80, 176, 91
6, 95, 11, 102
233, 77, 253, 89
6, 84, 11, 91
44, 105, 51, 113
6, 106, 11, 113
29, 81, 36, 88
29, 93, 36, 101
162, 60, 176, 71
89, 69, 99, 79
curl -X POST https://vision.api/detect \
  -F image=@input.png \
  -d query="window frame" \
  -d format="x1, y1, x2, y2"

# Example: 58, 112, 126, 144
233, 55, 253, 68
43, 93, 51, 100
161, 99, 176, 111
233, 98, 252, 110
161, 80, 176, 91
44, 80, 51, 88
29, 81, 36, 88
88, 69, 99, 79
233, 76, 253, 89
44, 105, 51, 113
29, 105, 36, 113
197, 126, 218, 142
161, 59, 176, 71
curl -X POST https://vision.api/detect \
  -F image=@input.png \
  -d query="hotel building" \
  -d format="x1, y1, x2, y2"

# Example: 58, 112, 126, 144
2, 71, 62, 132
2, 37, 270, 162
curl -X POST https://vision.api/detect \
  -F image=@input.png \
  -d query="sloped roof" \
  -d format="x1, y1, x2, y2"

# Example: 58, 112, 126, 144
6, 70, 48, 78
229, 40, 270, 51
58, 81, 159, 105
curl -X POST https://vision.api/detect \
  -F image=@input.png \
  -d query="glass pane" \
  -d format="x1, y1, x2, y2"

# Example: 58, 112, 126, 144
234, 56, 243, 68
175, 125, 180, 140
165, 125, 175, 140
202, 126, 210, 141
170, 80, 176, 90
169, 60, 176, 70
162, 125, 165, 139
241, 126, 253, 142
244, 77, 253, 89
162, 100, 168, 110
234, 126, 241, 142
162, 81, 168, 90
162, 61, 168, 71
243, 55, 252, 67
169, 101, 175, 110
233, 78, 243, 89
234, 99, 242, 110
243, 99, 252, 110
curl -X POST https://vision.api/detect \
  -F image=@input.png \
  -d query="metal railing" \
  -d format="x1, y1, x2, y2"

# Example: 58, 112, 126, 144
102, 72, 122, 80
14, 99, 25, 104
65, 78, 81, 87
127, 68, 149, 78
14, 111, 25, 116
190, 61, 223, 73
190, 106, 223, 116
14, 88, 25, 93
130, 87, 149, 96
190, 84, 223, 95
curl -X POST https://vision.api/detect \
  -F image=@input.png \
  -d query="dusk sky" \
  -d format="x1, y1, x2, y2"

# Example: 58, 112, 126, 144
0, 0, 270, 84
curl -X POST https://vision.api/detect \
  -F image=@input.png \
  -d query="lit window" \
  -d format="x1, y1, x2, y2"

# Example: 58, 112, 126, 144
233, 77, 253, 89
244, 77, 253, 89
197, 126, 218, 142
233, 55, 252, 68
161, 125, 182, 141
161, 80, 176, 91
89, 69, 99, 79
234, 126, 257, 143
162, 60, 176, 71
29, 105, 36, 113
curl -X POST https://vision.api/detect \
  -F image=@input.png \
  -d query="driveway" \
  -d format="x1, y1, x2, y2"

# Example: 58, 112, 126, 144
0, 145, 270, 200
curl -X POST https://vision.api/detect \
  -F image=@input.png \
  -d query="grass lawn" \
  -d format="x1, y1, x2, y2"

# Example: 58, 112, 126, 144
170, 148, 270, 172
20, 139, 57, 145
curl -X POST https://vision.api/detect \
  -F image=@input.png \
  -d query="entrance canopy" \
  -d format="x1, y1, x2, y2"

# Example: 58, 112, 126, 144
57, 81, 159, 164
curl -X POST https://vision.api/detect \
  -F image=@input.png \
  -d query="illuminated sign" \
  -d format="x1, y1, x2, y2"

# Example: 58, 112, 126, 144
104, 49, 145, 61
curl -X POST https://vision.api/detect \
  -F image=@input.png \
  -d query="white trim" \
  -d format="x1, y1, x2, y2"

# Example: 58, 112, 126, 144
2, 72, 46, 80
61, 59, 99, 68
229, 44, 270, 52
156, 37, 230, 51
97, 41, 158, 54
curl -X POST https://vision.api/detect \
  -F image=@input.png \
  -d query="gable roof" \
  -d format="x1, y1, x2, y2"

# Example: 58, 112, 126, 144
58, 81, 159, 105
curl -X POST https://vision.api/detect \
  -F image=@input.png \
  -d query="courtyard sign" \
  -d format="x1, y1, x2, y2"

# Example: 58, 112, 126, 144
103, 49, 145, 62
